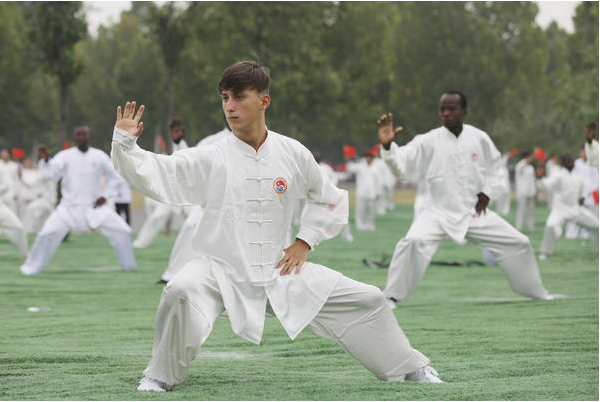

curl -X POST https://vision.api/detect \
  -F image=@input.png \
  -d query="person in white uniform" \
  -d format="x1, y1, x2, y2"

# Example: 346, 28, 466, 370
112, 62, 441, 391
565, 149, 599, 239
0, 161, 28, 255
17, 158, 57, 233
113, 174, 132, 225
20, 126, 136, 275
157, 127, 233, 284
491, 152, 511, 216
538, 154, 599, 260
346, 152, 380, 231
0, 148, 20, 214
584, 121, 598, 168
514, 151, 537, 231
133, 119, 190, 248
377, 90, 551, 307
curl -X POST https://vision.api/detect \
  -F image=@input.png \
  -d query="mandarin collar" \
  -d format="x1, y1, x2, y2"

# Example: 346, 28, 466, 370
230, 128, 271, 159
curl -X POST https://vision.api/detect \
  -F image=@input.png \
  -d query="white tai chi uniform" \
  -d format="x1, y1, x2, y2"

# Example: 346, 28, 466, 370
17, 166, 57, 233
112, 127, 431, 386
0, 163, 28, 254
347, 159, 380, 231
538, 167, 599, 255
133, 139, 191, 248
544, 158, 560, 209
584, 139, 599, 168
318, 161, 353, 242
565, 159, 599, 239
160, 129, 232, 282
374, 157, 395, 214
491, 154, 511, 216
514, 159, 536, 230
381, 125, 549, 302
20, 147, 136, 275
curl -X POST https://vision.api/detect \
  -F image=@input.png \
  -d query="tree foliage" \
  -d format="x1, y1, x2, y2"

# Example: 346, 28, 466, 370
1, 1, 597, 162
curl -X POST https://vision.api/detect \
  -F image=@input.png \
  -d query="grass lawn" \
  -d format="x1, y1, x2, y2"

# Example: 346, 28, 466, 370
0, 201, 597, 400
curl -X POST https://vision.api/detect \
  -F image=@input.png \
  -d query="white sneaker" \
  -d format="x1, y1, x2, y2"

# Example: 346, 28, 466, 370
534, 294, 555, 301
386, 298, 397, 310
405, 366, 443, 383
138, 377, 167, 392
538, 253, 548, 261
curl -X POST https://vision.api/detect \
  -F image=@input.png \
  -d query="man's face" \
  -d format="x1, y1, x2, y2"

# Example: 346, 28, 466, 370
170, 126, 184, 141
23, 158, 32, 169
74, 127, 91, 148
221, 88, 269, 132
563, 155, 575, 171
0, 149, 9, 162
439, 94, 467, 130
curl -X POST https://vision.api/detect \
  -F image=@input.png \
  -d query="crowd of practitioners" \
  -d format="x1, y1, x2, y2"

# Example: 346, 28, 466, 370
0, 71, 598, 390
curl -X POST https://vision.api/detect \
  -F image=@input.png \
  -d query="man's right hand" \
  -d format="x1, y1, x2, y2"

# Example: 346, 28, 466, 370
377, 113, 403, 150
38, 145, 51, 162
116, 101, 145, 137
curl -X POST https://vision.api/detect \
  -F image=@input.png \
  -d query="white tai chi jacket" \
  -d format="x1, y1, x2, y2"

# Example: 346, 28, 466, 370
346, 159, 380, 200
112, 127, 348, 344
585, 139, 599, 168
538, 167, 590, 220
381, 124, 504, 243
39, 147, 121, 230
515, 159, 536, 198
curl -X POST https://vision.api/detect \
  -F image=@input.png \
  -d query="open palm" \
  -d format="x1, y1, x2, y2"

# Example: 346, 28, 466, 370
116, 101, 145, 137
377, 113, 403, 148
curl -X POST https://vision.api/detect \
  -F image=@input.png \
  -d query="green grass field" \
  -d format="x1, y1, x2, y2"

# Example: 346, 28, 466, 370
0, 202, 598, 400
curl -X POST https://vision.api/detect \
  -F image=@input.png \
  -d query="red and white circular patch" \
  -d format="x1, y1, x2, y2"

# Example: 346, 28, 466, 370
273, 177, 287, 194
471, 152, 478, 161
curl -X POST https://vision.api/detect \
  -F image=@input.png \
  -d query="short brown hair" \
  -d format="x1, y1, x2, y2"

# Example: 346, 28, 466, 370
218, 61, 270, 94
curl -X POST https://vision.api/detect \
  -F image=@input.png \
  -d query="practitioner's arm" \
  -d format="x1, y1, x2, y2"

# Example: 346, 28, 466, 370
111, 101, 209, 206
477, 134, 505, 216
37, 145, 67, 182
377, 113, 422, 179
276, 146, 349, 275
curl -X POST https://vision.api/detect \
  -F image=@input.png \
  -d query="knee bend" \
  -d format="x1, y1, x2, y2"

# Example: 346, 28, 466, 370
512, 233, 531, 250
163, 280, 195, 304
358, 285, 387, 311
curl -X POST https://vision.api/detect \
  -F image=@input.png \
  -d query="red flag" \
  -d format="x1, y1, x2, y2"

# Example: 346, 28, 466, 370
533, 147, 546, 162
63, 140, 70, 149
508, 148, 518, 158
593, 189, 599, 205
156, 135, 166, 151
11, 148, 25, 159
343, 145, 356, 158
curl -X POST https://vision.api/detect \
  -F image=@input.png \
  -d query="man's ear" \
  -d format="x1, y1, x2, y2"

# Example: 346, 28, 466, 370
260, 93, 271, 111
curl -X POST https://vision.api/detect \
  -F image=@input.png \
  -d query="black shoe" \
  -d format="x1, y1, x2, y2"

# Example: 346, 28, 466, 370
156, 279, 168, 285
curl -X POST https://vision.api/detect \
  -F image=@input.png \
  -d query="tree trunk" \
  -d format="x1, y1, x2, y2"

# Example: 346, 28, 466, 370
58, 81, 68, 148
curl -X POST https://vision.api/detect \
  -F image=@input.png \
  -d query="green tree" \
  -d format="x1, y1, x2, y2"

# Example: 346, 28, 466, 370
30, 2, 87, 146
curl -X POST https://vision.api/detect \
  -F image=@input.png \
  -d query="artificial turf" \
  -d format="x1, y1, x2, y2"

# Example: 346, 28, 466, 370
0, 200, 597, 400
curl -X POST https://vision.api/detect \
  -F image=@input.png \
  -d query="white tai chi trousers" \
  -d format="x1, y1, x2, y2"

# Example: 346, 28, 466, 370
515, 196, 535, 230
20, 204, 136, 275
540, 207, 599, 255
0, 202, 28, 255
144, 260, 430, 387
355, 197, 376, 231
134, 203, 179, 248
384, 210, 549, 302
160, 206, 204, 282
22, 198, 54, 233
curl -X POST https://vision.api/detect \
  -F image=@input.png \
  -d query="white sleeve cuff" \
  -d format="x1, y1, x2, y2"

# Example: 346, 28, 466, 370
295, 227, 320, 250
112, 127, 138, 147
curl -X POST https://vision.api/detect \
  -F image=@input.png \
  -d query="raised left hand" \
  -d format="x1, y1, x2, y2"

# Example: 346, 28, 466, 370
275, 238, 310, 275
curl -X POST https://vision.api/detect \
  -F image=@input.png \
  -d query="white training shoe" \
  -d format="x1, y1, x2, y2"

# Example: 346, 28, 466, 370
138, 376, 167, 392
405, 366, 443, 383
538, 253, 548, 261
386, 298, 397, 310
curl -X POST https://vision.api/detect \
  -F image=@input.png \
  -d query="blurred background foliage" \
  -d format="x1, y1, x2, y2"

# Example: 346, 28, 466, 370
0, 1, 597, 161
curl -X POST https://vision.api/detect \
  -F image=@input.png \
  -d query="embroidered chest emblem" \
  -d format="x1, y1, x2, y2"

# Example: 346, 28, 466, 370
470, 152, 478, 161
273, 177, 287, 194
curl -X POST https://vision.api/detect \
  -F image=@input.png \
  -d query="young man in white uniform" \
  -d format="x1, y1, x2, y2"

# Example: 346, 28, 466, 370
538, 154, 599, 260
377, 90, 551, 307
112, 62, 441, 391
565, 149, 599, 239
346, 153, 380, 230
514, 152, 537, 231
491, 152, 511, 216
158, 127, 232, 284
133, 120, 190, 248
0, 161, 28, 255
19, 126, 136, 275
